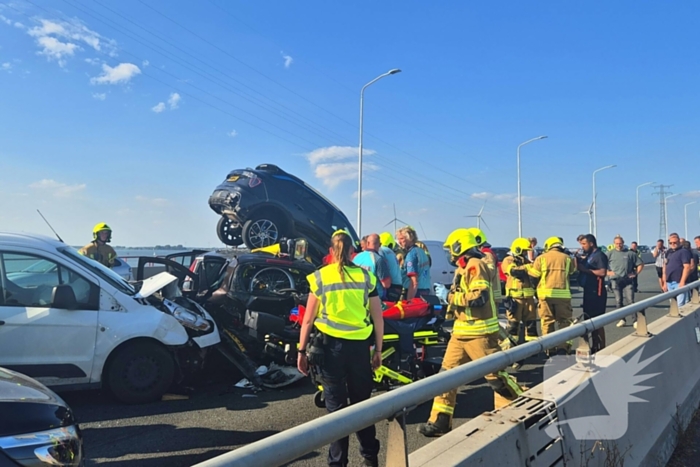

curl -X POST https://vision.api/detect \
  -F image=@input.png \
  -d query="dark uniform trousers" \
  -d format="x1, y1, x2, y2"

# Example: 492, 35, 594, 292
321, 336, 380, 467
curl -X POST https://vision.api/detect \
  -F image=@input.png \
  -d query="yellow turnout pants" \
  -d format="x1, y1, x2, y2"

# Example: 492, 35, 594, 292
538, 297, 573, 351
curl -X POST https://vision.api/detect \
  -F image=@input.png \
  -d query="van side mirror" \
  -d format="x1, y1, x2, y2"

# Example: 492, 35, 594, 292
52, 285, 78, 310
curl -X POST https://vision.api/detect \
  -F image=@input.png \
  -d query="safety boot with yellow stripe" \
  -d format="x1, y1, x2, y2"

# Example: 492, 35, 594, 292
418, 413, 452, 437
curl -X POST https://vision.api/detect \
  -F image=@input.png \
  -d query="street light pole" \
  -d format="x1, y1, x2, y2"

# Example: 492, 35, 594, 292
684, 201, 696, 240
636, 182, 654, 245
357, 68, 401, 237
592, 165, 617, 239
664, 193, 679, 240
516, 136, 547, 238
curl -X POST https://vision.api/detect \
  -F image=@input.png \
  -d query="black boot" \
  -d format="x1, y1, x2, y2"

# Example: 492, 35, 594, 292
418, 413, 452, 437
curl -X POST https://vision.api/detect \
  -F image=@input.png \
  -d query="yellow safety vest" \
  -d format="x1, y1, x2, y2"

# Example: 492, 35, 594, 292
502, 256, 535, 298
306, 264, 376, 340
526, 252, 572, 299
451, 258, 500, 337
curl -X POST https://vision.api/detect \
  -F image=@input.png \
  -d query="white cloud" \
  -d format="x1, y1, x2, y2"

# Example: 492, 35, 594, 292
90, 62, 141, 85
35, 36, 77, 67
306, 145, 375, 165
92, 92, 106, 101
227, 130, 238, 138
167, 92, 180, 109
281, 51, 293, 68
84, 57, 101, 66
142, 59, 150, 67
1, 62, 11, 72
29, 179, 86, 197
306, 146, 378, 189
151, 102, 166, 113
684, 191, 700, 198
27, 18, 117, 66
135, 195, 168, 207
471, 192, 491, 200
0, 15, 12, 26
352, 189, 375, 199
14, 22, 24, 29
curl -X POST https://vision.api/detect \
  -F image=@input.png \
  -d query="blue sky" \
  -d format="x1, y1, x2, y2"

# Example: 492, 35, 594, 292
2, 1, 700, 248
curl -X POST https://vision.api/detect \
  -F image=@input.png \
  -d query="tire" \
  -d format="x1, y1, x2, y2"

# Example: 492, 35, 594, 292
217, 216, 243, 246
106, 341, 176, 404
314, 390, 325, 408
242, 215, 284, 249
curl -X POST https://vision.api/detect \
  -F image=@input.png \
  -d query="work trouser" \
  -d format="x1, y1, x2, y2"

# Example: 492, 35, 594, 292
321, 336, 380, 467
611, 278, 642, 323
538, 298, 573, 352
506, 297, 538, 342
429, 333, 521, 425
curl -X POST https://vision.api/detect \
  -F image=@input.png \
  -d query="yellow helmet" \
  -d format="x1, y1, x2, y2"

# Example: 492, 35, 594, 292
510, 237, 531, 256
92, 222, 112, 242
379, 232, 396, 249
466, 227, 487, 246
444, 229, 479, 258
543, 236, 564, 252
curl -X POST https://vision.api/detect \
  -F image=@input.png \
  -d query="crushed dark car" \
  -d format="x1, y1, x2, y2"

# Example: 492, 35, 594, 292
208, 163, 360, 264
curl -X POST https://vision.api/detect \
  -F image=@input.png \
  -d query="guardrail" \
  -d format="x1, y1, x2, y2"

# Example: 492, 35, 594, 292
193, 281, 700, 467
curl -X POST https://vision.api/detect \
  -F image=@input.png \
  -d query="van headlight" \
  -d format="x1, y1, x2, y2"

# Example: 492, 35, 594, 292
163, 299, 211, 331
0, 425, 83, 467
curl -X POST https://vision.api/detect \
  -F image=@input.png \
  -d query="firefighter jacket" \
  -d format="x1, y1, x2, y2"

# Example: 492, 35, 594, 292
306, 265, 376, 340
525, 248, 575, 299
78, 241, 117, 268
501, 255, 535, 298
481, 247, 503, 303
450, 257, 499, 337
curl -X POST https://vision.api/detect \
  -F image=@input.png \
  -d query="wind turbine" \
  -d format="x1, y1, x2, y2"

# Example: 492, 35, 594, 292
579, 202, 593, 233
383, 204, 408, 234
466, 203, 489, 230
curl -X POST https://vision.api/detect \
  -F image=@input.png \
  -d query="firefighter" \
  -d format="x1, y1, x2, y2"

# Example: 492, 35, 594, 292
501, 238, 538, 343
419, 229, 522, 437
79, 223, 117, 268
467, 227, 503, 305
513, 236, 576, 356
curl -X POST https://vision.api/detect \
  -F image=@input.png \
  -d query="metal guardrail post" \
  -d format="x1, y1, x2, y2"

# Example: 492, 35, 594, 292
669, 297, 681, 318
385, 407, 409, 467
692, 288, 700, 304
635, 309, 651, 337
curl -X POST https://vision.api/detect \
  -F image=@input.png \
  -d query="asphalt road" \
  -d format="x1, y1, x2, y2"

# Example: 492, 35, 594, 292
63, 268, 674, 467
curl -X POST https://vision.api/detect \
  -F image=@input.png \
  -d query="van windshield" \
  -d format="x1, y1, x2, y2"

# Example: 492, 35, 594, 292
60, 247, 136, 296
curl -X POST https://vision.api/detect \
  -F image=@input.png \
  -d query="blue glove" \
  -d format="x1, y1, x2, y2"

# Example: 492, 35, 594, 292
434, 283, 448, 303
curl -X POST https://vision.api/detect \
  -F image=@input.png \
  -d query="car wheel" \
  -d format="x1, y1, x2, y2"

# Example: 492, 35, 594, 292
106, 341, 175, 404
217, 217, 243, 246
242, 216, 282, 249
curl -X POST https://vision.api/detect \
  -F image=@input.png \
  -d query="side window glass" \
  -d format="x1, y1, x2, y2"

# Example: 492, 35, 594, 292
0, 253, 95, 308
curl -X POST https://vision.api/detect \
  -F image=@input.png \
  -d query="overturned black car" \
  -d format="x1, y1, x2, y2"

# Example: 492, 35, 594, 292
208, 163, 360, 264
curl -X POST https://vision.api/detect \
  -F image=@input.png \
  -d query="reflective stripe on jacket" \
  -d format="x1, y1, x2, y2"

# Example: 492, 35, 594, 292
502, 255, 535, 298
306, 264, 376, 340
450, 257, 499, 337
526, 249, 574, 299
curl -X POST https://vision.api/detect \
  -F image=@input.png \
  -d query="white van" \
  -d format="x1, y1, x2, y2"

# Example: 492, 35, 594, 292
421, 240, 456, 287
0, 232, 220, 403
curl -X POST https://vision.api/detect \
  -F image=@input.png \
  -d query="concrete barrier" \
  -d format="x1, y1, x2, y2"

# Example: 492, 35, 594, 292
409, 302, 700, 467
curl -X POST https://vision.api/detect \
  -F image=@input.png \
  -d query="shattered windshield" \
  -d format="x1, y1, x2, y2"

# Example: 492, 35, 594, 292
60, 247, 136, 296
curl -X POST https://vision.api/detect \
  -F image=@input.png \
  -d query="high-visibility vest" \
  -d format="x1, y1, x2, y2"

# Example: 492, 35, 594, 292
306, 264, 376, 340
502, 255, 535, 298
451, 258, 500, 337
526, 251, 572, 299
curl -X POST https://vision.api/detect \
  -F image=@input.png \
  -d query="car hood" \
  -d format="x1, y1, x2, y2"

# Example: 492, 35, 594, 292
0, 367, 76, 437
134, 272, 178, 299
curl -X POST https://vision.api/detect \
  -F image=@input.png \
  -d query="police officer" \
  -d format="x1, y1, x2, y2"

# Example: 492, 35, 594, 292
419, 229, 522, 437
79, 223, 117, 268
514, 236, 576, 356
297, 230, 384, 467
501, 238, 538, 343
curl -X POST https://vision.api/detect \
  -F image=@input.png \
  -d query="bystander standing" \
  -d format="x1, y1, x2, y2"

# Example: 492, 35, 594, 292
662, 233, 692, 306
652, 239, 666, 291
682, 240, 699, 285
527, 237, 538, 262
353, 234, 391, 300
629, 241, 641, 292
577, 234, 608, 352
607, 236, 643, 328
